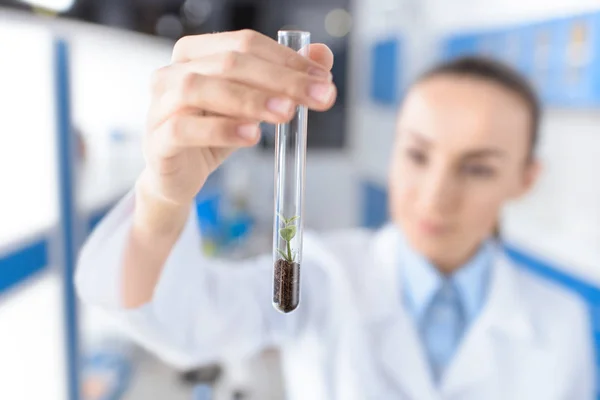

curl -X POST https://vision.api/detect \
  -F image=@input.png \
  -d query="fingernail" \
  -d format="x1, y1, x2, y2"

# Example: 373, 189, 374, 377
237, 124, 259, 140
309, 83, 334, 104
308, 67, 332, 80
267, 97, 294, 116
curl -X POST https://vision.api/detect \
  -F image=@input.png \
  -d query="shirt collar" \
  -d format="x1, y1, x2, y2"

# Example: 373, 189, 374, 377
399, 230, 495, 323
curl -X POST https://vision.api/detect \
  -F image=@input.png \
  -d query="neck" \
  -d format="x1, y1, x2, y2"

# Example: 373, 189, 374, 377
431, 239, 492, 275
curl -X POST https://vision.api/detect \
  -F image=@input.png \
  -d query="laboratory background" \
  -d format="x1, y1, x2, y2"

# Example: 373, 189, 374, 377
2, 0, 600, 399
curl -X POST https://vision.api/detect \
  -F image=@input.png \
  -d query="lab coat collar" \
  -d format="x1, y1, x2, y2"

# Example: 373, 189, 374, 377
481, 250, 536, 341
366, 224, 536, 397
366, 223, 535, 340
362, 224, 403, 322
441, 250, 536, 396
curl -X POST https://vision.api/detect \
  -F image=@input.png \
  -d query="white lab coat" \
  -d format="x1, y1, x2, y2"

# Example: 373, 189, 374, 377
76, 192, 596, 400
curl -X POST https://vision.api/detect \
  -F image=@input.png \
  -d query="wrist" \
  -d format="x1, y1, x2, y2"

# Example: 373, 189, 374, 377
133, 170, 192, 239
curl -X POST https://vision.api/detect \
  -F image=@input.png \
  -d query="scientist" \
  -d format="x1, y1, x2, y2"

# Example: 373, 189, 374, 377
76, 30, 595, 399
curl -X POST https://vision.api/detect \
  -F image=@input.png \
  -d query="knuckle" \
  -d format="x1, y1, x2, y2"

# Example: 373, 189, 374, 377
178, 72, 199, 97
204, 119, 222, 141
172, 35, 191, 60
219, 51, 240, 74
164, 116, 185, 144
286, 76, 310, 99
150, 66, 169, 93
239, 91, 262, 117
236, 29, 259, 52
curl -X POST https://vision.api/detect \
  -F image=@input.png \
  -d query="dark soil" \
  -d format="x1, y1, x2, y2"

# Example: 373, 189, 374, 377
273, 258, 300, 313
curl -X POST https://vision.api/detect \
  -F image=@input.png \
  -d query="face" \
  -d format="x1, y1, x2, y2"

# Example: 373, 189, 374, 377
389, 75, 540, 272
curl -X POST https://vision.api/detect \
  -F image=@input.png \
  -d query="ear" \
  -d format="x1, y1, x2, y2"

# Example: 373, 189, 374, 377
513, 158, 542, 199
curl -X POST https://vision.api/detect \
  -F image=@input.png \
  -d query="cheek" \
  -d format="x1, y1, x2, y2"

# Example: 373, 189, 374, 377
388, 159, 418, 222
462, 164, 527, 229
459, 184, 509, 233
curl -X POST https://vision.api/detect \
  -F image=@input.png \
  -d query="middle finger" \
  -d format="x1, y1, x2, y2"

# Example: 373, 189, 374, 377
180, 52, 335, 110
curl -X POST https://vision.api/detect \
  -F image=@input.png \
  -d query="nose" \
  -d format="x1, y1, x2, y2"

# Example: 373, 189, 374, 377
418, 166, 460, 216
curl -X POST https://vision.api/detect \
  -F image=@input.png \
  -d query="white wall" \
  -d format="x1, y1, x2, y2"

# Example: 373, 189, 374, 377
0, 275, 69, 400
349, 0, 600, 284
68, 22, 172, 210
0, 18, 58, 248
0, 8, 172, 215
0, 9, 173, 399
0, 17, 66, 400
427, 0, 600, 33
348, 0, 436, 184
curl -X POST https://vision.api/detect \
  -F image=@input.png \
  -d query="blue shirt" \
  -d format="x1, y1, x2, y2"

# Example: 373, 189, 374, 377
399, 232, 495, 377
400, 234, 495, 326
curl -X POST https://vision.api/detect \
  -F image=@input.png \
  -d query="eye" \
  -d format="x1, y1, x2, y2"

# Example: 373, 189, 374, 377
406, 148, 427, 166
462, 164, 496, 178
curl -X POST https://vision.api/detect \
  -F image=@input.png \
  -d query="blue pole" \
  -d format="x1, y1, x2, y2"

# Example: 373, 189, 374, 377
54, 38, 81, 400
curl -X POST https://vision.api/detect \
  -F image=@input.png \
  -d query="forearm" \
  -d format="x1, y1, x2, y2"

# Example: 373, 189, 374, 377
121, 169, 193, 308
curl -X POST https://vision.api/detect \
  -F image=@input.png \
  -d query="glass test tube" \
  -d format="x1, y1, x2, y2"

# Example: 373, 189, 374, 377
272, 30, 310, 314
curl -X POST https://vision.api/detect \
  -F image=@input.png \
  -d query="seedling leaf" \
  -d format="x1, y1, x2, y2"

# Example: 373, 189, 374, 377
277, 248, 289, 261
279, 226, 297, 242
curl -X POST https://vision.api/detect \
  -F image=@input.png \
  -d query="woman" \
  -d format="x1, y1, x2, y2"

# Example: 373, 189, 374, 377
76, 30, 594, 399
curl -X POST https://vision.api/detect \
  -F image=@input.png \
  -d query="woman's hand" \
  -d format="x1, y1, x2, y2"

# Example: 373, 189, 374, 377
121, 30, 336, 308
140, 29, 337, 211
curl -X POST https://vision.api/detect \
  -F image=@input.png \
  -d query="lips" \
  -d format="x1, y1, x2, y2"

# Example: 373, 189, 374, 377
417, 219, 449, 235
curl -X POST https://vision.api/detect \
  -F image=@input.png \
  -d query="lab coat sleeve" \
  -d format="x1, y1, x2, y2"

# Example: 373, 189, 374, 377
76, 191, 300, 371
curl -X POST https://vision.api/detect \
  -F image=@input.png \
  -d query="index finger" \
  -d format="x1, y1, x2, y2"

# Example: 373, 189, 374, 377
172, 30, 332, 74
308, 43, 334, 71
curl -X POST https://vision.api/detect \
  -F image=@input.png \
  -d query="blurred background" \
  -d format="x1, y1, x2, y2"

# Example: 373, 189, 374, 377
1, 0, 600, 399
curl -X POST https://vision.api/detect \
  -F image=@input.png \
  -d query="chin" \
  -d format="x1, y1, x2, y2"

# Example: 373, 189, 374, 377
411, 237, 450, 261
403, 226, 460, 263
406, 228, 488, 273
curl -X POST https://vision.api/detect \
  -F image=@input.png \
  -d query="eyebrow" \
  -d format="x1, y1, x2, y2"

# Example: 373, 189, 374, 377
462, 149, 506, 159
405, 129, 507, 159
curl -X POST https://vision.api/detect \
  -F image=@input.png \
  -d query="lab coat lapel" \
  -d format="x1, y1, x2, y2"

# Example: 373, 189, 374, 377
367, 225, 438, 400
442, 251, 535, 398
376, 312, 438, 399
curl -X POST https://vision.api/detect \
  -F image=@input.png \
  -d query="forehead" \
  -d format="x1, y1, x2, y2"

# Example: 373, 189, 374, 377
398, 76, 531, 154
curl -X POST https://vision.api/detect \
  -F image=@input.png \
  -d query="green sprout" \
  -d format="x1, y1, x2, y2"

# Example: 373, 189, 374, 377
277, 212, 299, 263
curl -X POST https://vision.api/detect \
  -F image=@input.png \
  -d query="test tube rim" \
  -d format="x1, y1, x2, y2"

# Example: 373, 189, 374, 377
277, 30, 311, 37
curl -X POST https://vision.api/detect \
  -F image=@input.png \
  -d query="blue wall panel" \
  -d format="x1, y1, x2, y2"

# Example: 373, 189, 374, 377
441, 11, 600, 108
0, 240, 48, 295
525, 20, 563, 105
555, 13, 600, 107
495, 29, 528, 74
361, 180, 389, 229
442, 34, 479, 59
370, 38, 401, 105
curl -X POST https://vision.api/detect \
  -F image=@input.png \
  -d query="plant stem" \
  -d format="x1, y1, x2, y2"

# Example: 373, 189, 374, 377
286, 240, 292, 262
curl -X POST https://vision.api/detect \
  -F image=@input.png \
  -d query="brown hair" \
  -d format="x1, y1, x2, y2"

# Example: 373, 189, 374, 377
416, 56, 541, 161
